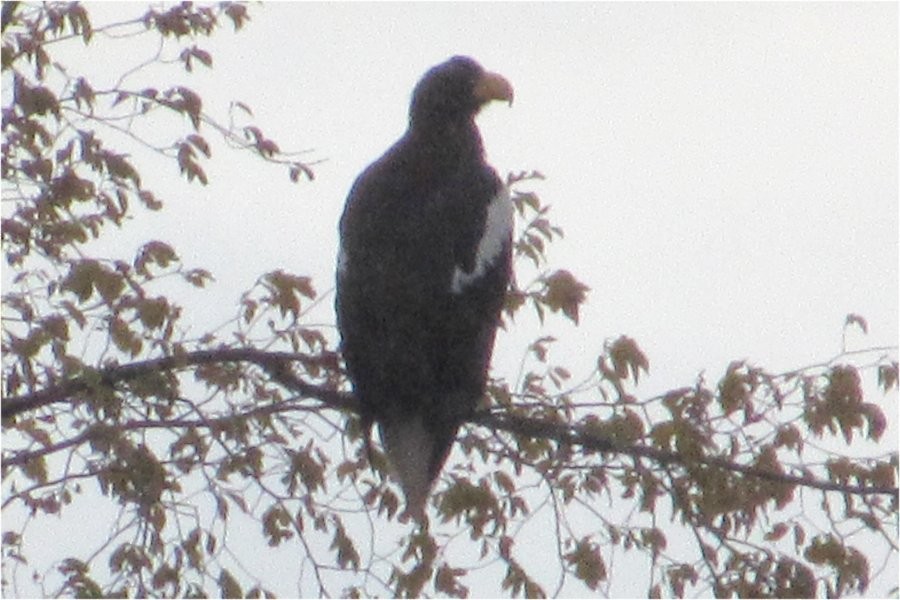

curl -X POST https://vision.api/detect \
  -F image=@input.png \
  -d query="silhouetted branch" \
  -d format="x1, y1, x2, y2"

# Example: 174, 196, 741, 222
1, 348, 356, 419
473, 412, 899, 499
3, 348, 896, 500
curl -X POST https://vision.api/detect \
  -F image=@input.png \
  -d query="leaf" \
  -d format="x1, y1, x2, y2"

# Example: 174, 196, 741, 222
718, 361, 749, 416
61, 260, 97, 302
183, 268, 213, 288
378, 488, 400, 520
844, 313, 868, 335
877, 362, 898, 393
793, 524, 806, 548
103, 151, 140, 186
215, 494, 229, 520
232, 100, 253, 116
529, 335, 556, 363
256, 138, 279, 157
244, 126, 263, 143
262, 270, 316, 319
823, 365, 864, 444
151, 565, 178, 591
773, 424, 803, 452
540, 269, 590, 324
608, 335, 650, 385
23, 455, 48, 484
67, 4, 93, 42
870, 461, 895, 488
512, 190, 540, 216
438, 478, 496, 523
565, 537, 607, 590
186, 134, 211, 157
289, 162, 315, 182
435, 564, 469, 597
506, 169, 545, 186
138, 190, 163, 210
175, 87, 203, 130
224, 3, 250, 30
72, 77, 95, 110
181, 46, 213, 71
329, 517, 361, 571
283, 445, 325, 495
110, 317, 142, 356
176, 141, 208, 184
764, 522, 789, 542
61, 260, 122, 303
112, 90, 130, 108
40, 314, 69, 341
860, 402, 886, 441
17, 78, 61, 118
495, 471, 516, 494
135, 240, 179, 276
137, 296, 169, 330
218, 568, 242, 599
261, 506, 293, 547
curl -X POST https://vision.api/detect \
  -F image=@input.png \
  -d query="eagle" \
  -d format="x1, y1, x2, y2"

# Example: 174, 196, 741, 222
335, 56, 514, 521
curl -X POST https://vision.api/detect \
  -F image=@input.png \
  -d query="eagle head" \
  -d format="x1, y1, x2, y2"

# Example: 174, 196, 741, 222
410, 55, 514, 128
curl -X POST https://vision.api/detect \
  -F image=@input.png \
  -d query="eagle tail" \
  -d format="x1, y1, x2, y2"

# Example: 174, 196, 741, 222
379, 415, 443, 523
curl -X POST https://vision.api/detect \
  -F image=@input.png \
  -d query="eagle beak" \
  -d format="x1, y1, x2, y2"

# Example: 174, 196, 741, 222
475, 71, 514, 107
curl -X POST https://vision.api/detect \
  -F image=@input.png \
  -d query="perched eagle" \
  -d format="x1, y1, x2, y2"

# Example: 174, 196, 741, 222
335, 56, 514, 520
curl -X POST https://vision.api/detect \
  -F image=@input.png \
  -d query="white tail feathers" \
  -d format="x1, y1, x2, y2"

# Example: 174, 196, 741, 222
379, 417, 433, 523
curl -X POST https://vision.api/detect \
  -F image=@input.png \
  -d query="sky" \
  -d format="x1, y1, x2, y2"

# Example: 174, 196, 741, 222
137, 1, 898, 382
127, 0, 897, 412
4, 1, 899, 597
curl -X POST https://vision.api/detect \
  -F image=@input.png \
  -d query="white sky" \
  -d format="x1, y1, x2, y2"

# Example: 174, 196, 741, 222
4, 1, 898, 597
159, 1, 898, 393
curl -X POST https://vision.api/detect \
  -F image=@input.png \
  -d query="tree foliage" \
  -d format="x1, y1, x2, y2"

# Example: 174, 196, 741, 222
2, 3, 897, 598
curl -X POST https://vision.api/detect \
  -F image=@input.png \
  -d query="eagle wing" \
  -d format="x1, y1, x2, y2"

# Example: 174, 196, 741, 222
335, 149, 512, 511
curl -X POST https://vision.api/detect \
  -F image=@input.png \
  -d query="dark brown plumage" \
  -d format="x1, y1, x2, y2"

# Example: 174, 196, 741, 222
336, 56, 514, 520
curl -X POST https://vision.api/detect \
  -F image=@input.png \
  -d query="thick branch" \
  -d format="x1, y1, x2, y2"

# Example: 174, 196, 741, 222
472, 412, 899, 499
1, 348, 357, 419
3, 349, 896, 500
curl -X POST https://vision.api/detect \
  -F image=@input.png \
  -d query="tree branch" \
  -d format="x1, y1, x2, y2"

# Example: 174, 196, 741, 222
472, 412, 899, 499
3, 348, 896, 500
1, 347, 356, 419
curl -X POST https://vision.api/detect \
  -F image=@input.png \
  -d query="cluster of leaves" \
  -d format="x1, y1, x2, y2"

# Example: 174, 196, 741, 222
2, 3, 897, 599
1, 3, 317, 597
505, 171, 590, 325
1, 0, 312, 403
442, 332, 896, 598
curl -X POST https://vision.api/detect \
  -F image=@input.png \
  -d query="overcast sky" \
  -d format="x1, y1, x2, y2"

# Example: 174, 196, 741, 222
140, 1, 898, 392
8, 2, 899, 597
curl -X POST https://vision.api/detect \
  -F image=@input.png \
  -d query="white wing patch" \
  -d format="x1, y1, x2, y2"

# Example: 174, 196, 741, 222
451, 186, 513, 294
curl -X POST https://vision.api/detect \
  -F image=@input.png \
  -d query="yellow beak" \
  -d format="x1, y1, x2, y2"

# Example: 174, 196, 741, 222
474, 71, 514, 106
